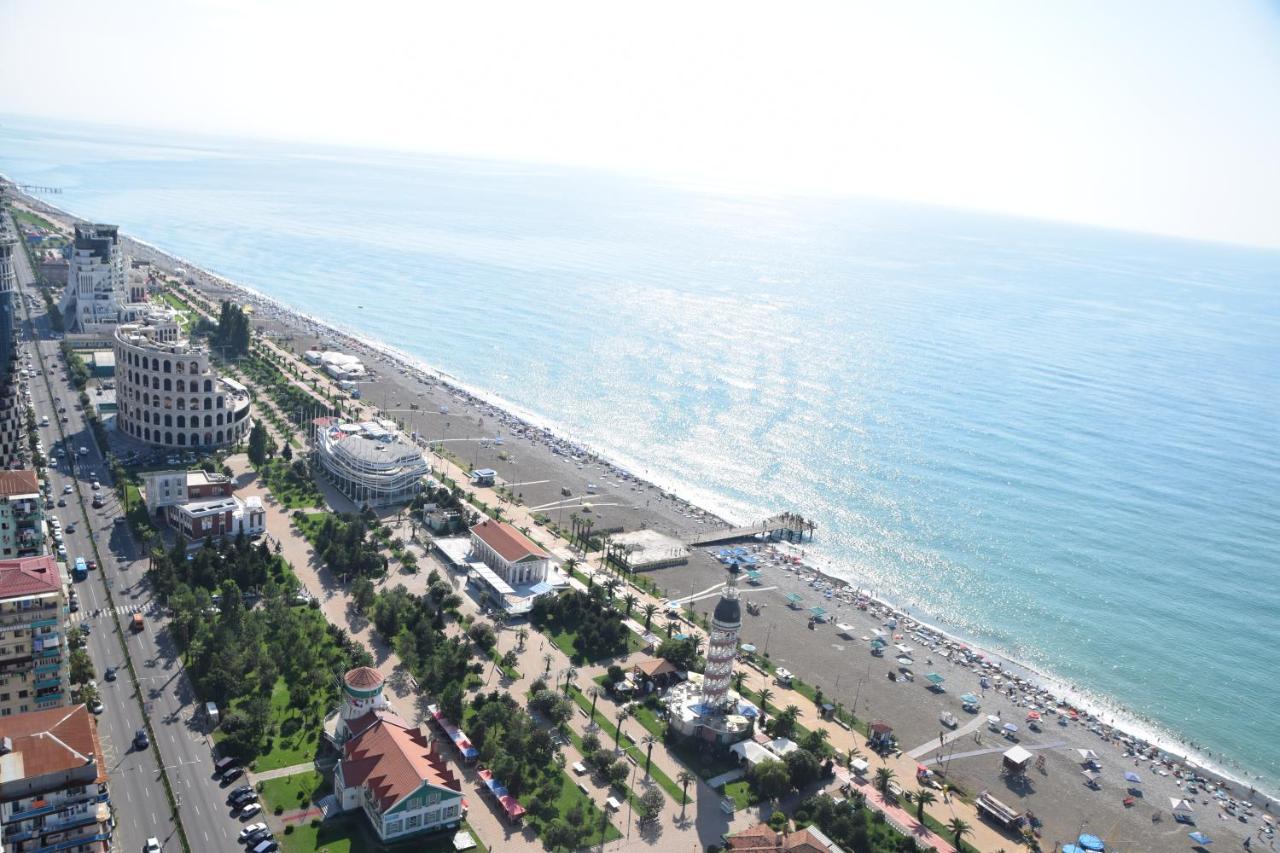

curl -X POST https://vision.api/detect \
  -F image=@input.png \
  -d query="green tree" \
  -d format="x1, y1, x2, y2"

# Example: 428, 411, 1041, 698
351, 576, 376, 613
69, 647, 94, 685
785, 748, 823, 790
247, 421, 270, 467
638, 786, 664, 824
749, 758, 792, 800
876, 766, 896, 795
642, 602, 658, 632
677, 770, 696, 811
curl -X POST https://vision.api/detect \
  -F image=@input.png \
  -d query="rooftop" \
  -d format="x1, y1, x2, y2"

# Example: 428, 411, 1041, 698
470, 519, 550, 564
344, 666, 385, 691
0, 469, 39, 498
0, 556, 61, 600
340, 713, 459, 813
0, 705, 105, 786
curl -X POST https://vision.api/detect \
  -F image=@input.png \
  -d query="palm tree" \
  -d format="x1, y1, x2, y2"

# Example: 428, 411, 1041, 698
914, 789, 936, 823
588, 686, 602, 722
543, 652, 554, 675
845, 746, 864, 768
613, 706, 631, 750
622, 593, 638, 618
642, 735, 658, 777
666, 620, 677, 638
569, 513, 580, 541
875, 766, 896, 795
562, 666, 578, 695
603, 577, 620, 601
565, 556, 579, 577
642, 603, 658, 632
677, 770, 696, 813
947, 817, 971, 850
733, 671, 747, 695
516, 627, 528, 650
756, 687, 774, 726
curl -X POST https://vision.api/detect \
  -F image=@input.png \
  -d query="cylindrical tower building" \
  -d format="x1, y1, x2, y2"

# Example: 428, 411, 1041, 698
700, 576, 742, 710
334, 665, 389, 743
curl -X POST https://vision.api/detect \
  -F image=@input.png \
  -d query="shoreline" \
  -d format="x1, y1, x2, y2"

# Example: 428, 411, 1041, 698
11, 187, 1275, 816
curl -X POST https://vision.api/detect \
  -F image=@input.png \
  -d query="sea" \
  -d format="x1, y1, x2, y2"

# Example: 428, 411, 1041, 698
3, 115, 1278, 790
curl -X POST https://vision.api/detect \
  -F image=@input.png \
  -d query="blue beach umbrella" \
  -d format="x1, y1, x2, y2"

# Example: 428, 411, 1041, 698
1124, 771, 1142, 783
1062, 846, 1085, 853
1188, 831, 1212, 845
960, 693, 980, 705
1077, 833, 1105, 851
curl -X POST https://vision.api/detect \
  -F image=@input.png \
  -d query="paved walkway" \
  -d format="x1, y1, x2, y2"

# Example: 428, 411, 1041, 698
251, 761, 321, 783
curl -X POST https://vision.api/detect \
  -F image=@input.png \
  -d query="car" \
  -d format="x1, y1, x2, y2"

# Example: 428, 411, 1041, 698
221, 766, 245, 784
90, 699, 104, 714
238, 822, 268, 842
245, 828, 273, 846
69, 599, 79, 613
227, 788, 255, 805
250, 840, 277, 853
79, 446, 88, 455
91, 481, 100, 491
133, 729, 149, 750
79, 622, 91, 636
62, 484, 72, 494
57, 498, 66, 507
56, 545, 67, 558
237, 802, 262, 819
65, 523, 75, 534
87, 560, 97, 571
61, 416, 69, 423
144, 839, 161, 853
104, 667, 117, 681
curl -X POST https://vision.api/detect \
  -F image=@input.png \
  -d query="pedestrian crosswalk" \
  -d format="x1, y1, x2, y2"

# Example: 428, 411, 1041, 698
69, 602, 157, 624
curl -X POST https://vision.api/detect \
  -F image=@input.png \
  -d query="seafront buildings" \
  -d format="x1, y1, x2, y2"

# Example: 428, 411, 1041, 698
113, 306, 252, 450
468, 519, 552, 586
311, 417, 428, 507
0, 705, 112, 852
0, 556, 68, 717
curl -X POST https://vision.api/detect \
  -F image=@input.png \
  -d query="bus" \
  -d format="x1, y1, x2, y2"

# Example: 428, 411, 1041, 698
72, 557, 88, 581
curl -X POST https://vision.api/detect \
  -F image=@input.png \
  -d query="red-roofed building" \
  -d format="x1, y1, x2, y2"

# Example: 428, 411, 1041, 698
0, 556, 68, 715
0, 470, 44, 558
0, 704, 112, 852
333, 711, 465, 841
724, 821, 846, 853
469, 519, 552, 586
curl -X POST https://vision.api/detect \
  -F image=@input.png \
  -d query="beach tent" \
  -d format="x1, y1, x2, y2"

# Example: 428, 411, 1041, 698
1002, 745, 1033, 775
1188, 831, 1212, 845
849, 758, 869, 774
786, 593, 803, 608
809, 606, 827, 620
926, 672, 945, 686
1081, 770, 1101, 786
1170, 798, 1195, 820
1077, 834, 1106, 851
1077, 748, 1099, 762
960, 693, 980, 706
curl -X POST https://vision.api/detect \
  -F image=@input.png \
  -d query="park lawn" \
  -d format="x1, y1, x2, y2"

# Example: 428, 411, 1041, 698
721, 779, 759, 811
216, 678, 325, 772
629, 704, 665, 739
280, 813, 488, 853
258, 769, 326, 815
527, 771, 622, 846
565, 688, 682, 804
12, 208, 59, 232
547, 624, 640, 664
261, 458, 327, 509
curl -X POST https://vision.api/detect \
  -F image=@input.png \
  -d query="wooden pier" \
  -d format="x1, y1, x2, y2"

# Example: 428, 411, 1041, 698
683, 512, 816, 547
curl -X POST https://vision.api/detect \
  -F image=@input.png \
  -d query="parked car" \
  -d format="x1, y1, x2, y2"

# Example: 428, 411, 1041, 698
144, 839, 161, 853
237, 802, 262, 819
238, 822, 268, 842
220, 766, 245, 784
90, 699, 104, 714
104, 667, 117, 681
133, 729, 149, 750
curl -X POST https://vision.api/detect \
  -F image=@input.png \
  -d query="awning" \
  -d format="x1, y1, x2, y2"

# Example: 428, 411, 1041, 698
528, 581, 555, 596
1003, 745, 1033, 766
786, 593, 803, 604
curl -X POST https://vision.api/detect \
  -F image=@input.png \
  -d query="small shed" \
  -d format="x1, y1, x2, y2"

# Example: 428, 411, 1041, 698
1002, 745, 1033, 776
869, 720, 894, 748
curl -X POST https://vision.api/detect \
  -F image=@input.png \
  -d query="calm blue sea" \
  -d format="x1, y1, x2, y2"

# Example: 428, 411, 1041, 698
3, 115, 1278, 787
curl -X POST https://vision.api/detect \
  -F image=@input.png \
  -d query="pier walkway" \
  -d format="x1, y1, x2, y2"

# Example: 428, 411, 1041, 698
683, 513, 816, 546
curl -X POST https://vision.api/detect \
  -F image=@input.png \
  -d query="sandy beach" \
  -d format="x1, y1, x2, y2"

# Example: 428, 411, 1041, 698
17, 191, 1278, 850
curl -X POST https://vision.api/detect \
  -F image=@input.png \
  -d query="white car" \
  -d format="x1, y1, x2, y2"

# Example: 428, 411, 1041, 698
144, 839, 161, 853
238, 802, 262, 819
91, 481, 100, 491
56, 545, 67, 558
79, 447, 89, 456
63, 484, 73, 494
238, 823, 268, 841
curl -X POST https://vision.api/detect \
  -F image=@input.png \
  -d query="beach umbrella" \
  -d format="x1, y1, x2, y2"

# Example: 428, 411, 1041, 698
1124, 771, 1142, 784
1062, 846, 1085, 853
1026, 710, 1041, 721
1077, 833, 1105, 851
926, 672, 945, 685
960, 693, 980, 705
1188, 831, 1211, 845
1003, 722, 1019, 734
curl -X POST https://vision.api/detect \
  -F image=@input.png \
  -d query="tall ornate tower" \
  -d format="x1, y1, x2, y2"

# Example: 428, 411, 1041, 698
700, 576, 742, 710
334, 666, 389, 743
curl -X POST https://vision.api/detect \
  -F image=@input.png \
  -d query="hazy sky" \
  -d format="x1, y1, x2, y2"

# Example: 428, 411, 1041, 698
4, 0, 1280, 247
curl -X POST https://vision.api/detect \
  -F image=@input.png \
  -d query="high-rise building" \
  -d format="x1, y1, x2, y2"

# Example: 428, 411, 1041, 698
0, 704, 112, 852
58, 224, 127, 332
0, 472, 45, 560
0, 555, 68, 717
0, 208, 21, 468
113, 306, 252, 449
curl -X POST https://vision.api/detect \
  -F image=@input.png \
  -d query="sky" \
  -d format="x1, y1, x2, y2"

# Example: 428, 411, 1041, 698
3, 0, 1280, 247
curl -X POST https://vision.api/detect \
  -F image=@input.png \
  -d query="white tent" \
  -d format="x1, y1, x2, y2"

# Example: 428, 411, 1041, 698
1170, 797, 1195, 816
1003, 745, 1034, 766
1077, 748, 1099, 761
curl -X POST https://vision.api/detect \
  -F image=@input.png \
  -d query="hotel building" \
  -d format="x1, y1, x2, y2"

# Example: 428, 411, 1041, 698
58, 224, 128, 333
